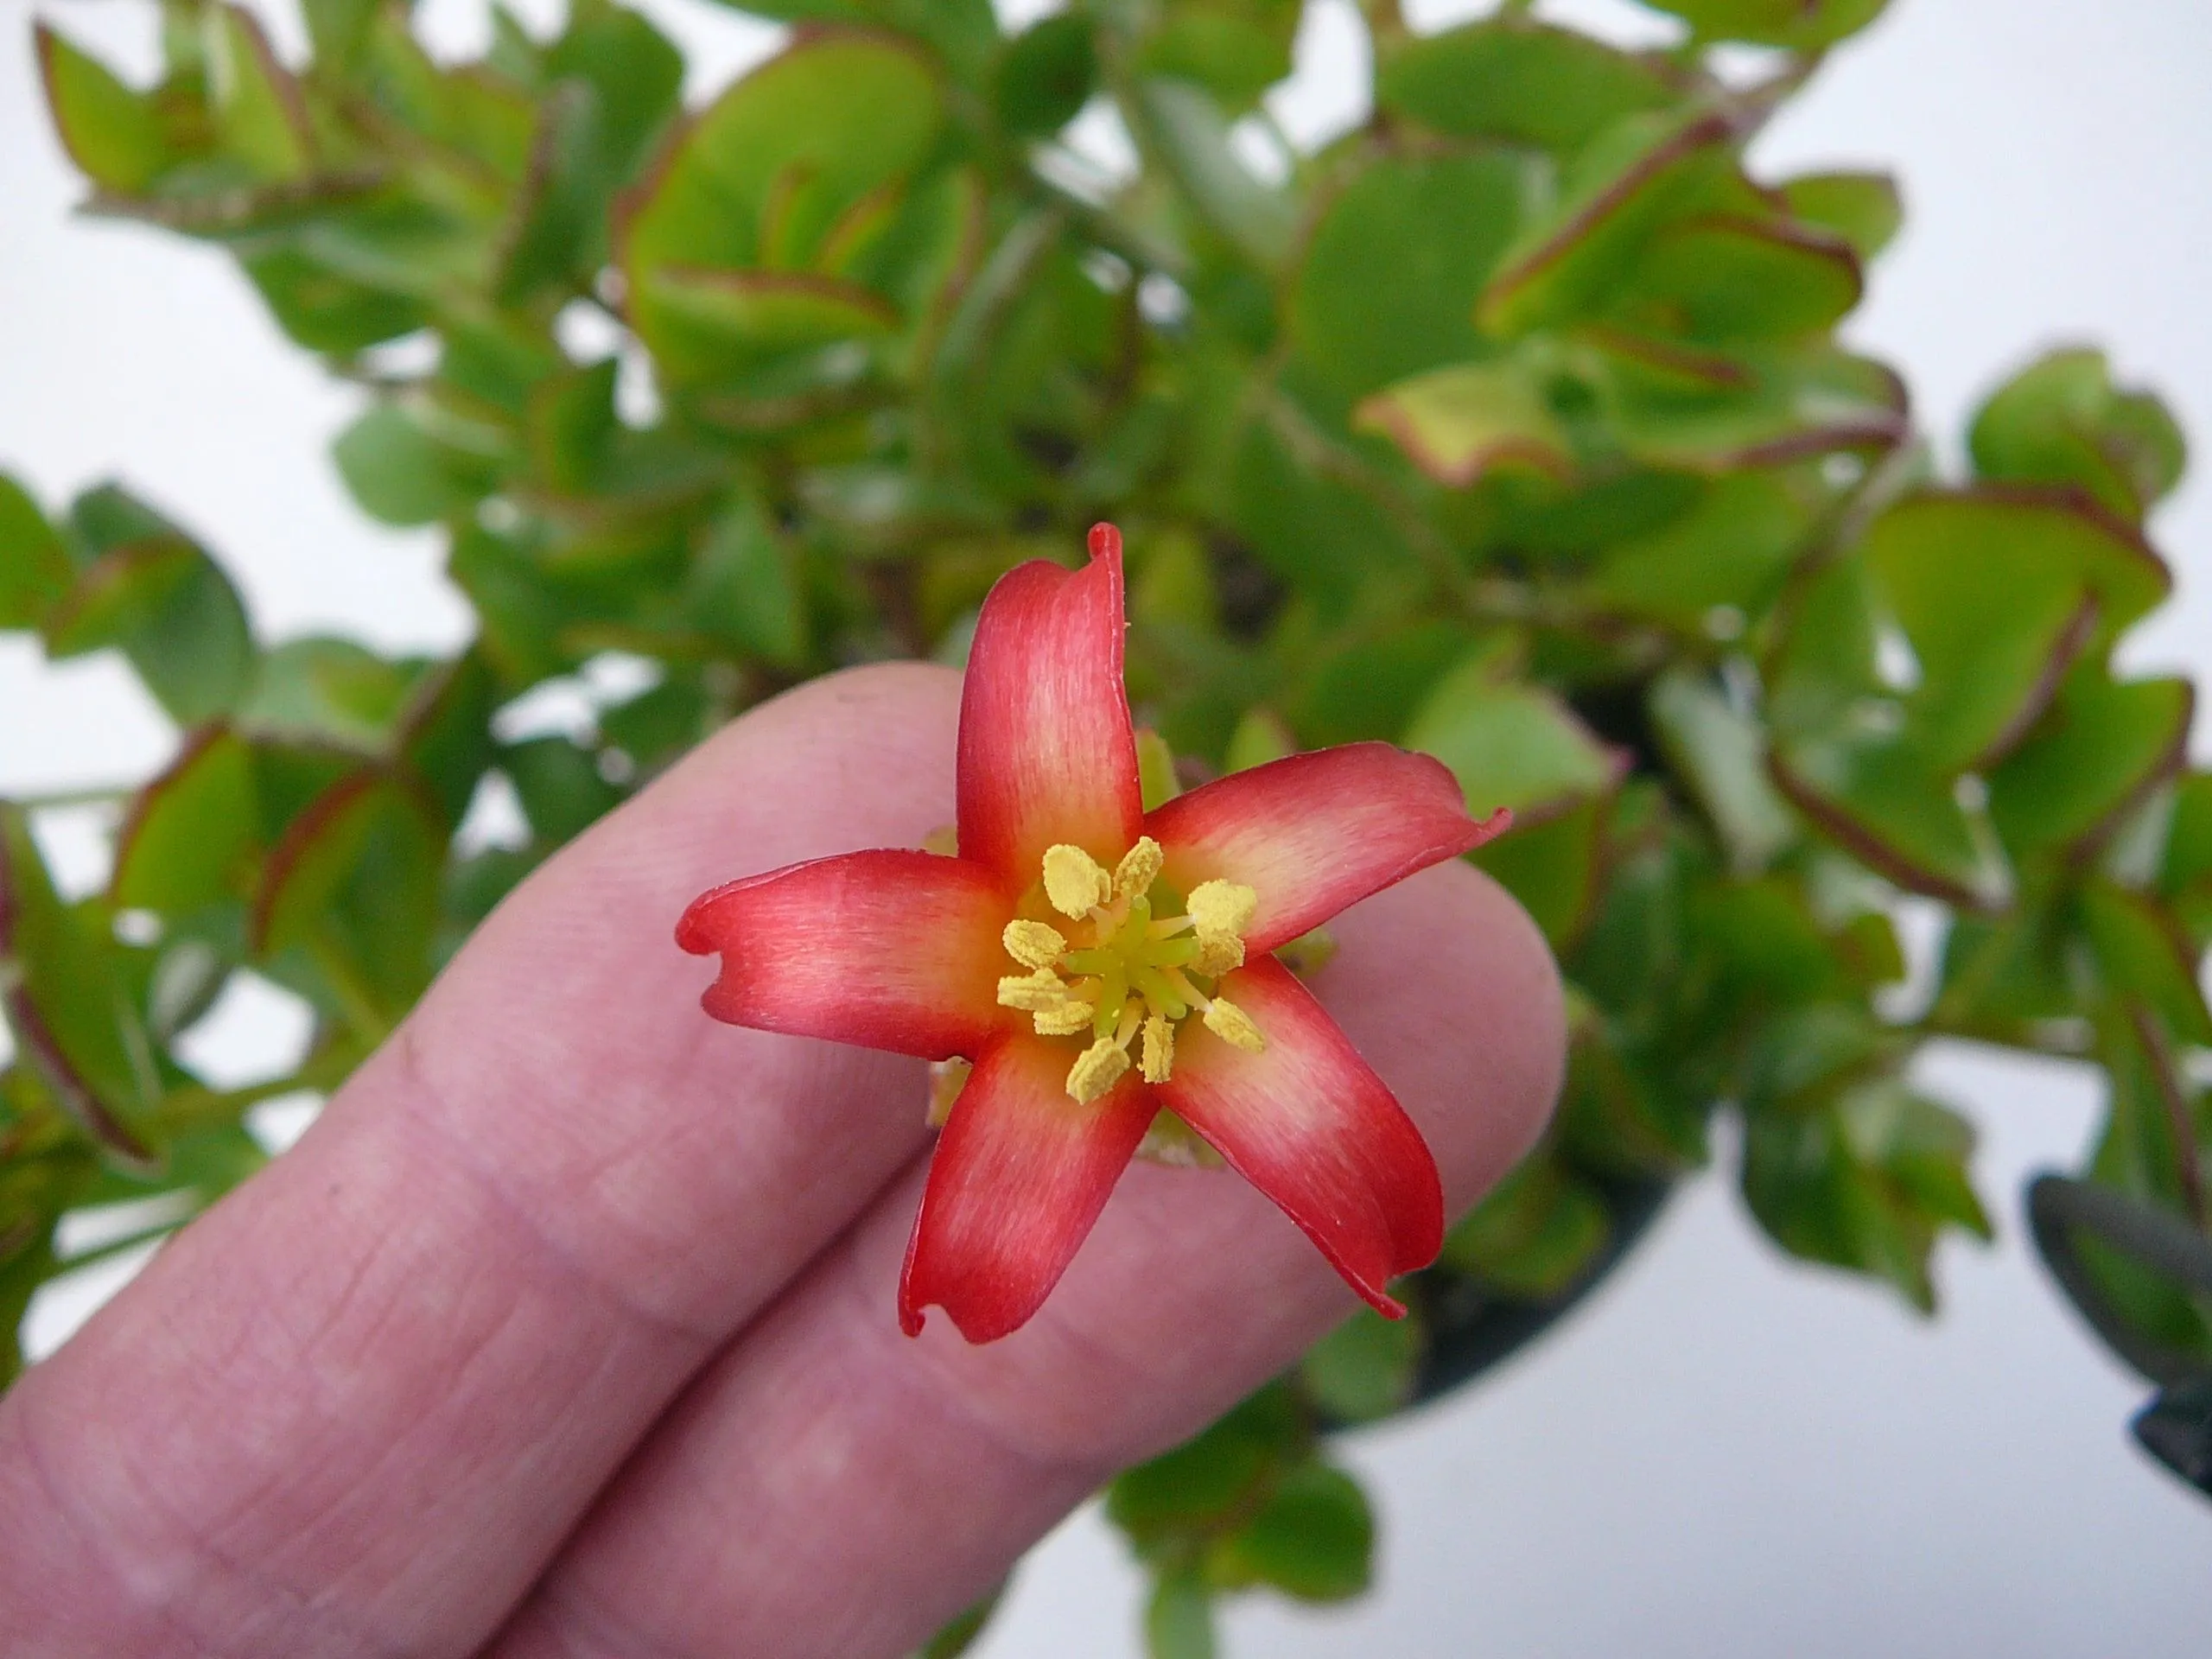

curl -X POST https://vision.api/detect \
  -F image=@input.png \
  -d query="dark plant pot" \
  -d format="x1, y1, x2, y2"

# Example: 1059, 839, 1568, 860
1406, 1173, 1677, 1408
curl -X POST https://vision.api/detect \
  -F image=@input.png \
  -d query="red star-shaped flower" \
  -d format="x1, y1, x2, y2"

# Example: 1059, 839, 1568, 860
678, 525, 1510, 1342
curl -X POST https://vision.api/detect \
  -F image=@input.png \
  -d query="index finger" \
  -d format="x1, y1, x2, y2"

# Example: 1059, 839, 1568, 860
0, 664, 969, 1657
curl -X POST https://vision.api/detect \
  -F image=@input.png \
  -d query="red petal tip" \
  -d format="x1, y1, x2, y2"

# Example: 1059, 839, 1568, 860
1086, 522, 1122, 563
1464, 804, 1514, 852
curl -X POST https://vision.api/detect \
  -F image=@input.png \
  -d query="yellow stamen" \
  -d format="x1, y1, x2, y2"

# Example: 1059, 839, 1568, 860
1001, 918, 1067, 970
1067, 1037, 1131, 1103
1112, 836, 1164, 903
1192, 933, 1245, 976
1141, 1014, 1174, 1084
1202, 996, 1267, 1054
1187, 879, 1257, 941
998, 969, 1075, 1013
1043, 844, 1113, 918
1020, 844, 1270, 1102
1033, 1001, 1097, 1037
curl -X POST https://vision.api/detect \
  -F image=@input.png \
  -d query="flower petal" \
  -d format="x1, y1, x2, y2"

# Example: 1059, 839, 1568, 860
677, 850, 1010, 1060
1149, 743, 1510, 951
1156, 957, 1442, 1314
957, 527, 1145, 883
899, 1033, 1155, 1341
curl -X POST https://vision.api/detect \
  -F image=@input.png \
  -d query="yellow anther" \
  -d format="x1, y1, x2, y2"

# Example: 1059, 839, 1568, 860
998, 969, 1075, 1013
1186, 880, 1257, 940
1202, 996, 1267, 1054
1033, 1001, 1097, 1037
1001, 918, 1067, 970
1113, 836, 1164, 902
1192, 933, 1245, 976
1141, 1014, 1175, 1084
1043, 844, 1113, 918
1067, 1037, 1132, 1103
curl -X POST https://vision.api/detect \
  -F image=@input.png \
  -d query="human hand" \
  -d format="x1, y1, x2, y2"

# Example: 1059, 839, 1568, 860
0, 663, 1562, 1658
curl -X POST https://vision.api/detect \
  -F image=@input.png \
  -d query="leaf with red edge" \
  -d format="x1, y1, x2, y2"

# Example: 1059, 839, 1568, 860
678, 849, 1012, 1061
1159, 958, 1444, 1316
1150, 741, 1508, 955
0, 809, 157, 1169
35, 23, 171, 196
899, 1033, 1156, 1341
1353, 360, 1571, 490
111, 728, 258, 914
1478, 110, 1741, 339
957, 530, 1146, 882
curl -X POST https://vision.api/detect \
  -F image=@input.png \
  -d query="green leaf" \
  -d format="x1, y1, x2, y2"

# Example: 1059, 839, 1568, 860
1, 1224, 63, 1388
1987, 671, 2192, 860
1614, 216, 1861, 342
1135, 0, 1299, 111
1216, 1461, 1373, 1603
544, 0, 685, 179
621, 34, 944, 385
42, 529, 257, 728
1969, 347, 2188, 523
0, 474, 73, 631
1777, 171, 1903, 262
1643, 0, 1891, 48
1772, 728, 2012, 910
334, 404, 499, 527
1585, 467, 1815, 629
1472, 796, 1608, 949
0, 809, 159, 1167
1353, 359, 1570, 489
202, 3, 315, 181
111, 728, 258, 913
2160, 772, 2212, 904
240, 249, 429, 355
35, 23, 172, 195
643, 267, 901, 358
1376, 20, 1671, 151
302, 0, 381, 68
1744, 1078, 1986, 1313
1109, 1384, 1300, 1540
1300, 1305, 1420, 1425
1403, 658, 1622, 826
995, 13, 1097, 137
1293, 155, 1523, 397
402, 652, 499, 827
1649, 669, 1795, 874
2082, 883, 2212, 1047
1441, 1150, 1610, 1297
1291, 620, 1475, 748
1599, 341, 1909, 472
1478, 111, 1739, 338
251, 773, 446, 1012
1129, 76, 1295, 270
526, 360, 620, 496
688, 495, 808, 667
1866, 490, 2171, 664
504, 737, 622, 844
238, 637, 433, 753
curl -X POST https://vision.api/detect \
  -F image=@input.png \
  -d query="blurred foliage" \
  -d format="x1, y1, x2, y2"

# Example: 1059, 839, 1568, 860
7, 0, 2209, 1649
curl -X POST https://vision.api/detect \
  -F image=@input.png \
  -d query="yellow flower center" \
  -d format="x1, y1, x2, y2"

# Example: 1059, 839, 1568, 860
996, 836, 1265, 1103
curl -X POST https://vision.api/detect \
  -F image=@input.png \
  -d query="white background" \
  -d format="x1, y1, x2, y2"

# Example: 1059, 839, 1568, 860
3, 0, 2209, 1653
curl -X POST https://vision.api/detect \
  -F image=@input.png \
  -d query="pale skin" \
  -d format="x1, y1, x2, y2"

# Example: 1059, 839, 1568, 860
0, 663, 1565, 1657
